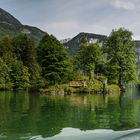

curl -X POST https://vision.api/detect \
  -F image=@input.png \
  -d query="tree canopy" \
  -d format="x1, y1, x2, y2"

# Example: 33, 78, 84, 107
0, 28, 138, 91
38, 34, 73, 85
76, 39, 103, 80
105, 28, 137, 87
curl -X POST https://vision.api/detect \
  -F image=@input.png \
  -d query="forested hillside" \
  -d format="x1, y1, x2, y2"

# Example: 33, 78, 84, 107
0, 8, 45, 41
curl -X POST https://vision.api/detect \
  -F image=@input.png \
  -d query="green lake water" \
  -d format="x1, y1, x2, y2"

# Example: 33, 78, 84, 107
0, 86, 140, 140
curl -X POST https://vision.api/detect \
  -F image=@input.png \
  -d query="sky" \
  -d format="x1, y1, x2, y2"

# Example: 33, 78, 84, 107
0, 0, 140, 40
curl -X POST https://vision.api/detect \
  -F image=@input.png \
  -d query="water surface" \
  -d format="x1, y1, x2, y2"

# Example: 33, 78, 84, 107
0, 86, 140, 139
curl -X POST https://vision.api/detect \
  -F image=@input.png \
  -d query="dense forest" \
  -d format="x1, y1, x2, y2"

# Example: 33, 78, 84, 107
0, 28, 137, 93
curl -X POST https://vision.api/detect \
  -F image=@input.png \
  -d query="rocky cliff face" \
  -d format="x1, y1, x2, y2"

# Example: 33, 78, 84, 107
62, 32, 140, 59
63, 32, 107, 55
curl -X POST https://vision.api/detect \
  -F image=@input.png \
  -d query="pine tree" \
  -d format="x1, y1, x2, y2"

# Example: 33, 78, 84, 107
38, 34, 73, 85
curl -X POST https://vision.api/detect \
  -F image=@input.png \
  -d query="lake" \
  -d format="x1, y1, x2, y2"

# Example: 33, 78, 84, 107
0, 86, 140, 140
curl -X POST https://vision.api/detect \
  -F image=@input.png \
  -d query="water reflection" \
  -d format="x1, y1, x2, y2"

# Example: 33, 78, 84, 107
30, 128, 140, 140
0, 86, 140, 139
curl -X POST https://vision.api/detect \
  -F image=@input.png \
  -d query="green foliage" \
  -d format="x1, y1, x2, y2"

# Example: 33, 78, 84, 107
43, 84, 68, 91
63, 32, 107, 55
105, 61, 120, 84
80, 84, 102, 93
96, 76, 107, 81
73, 75, 89, 81
0, 27, 138, 92
10, 60, 30, 90
38, 34, 73, 85
0, 54, 30, 90
40, 84, 79, 94
12, 34, 44, 89
105, 28, 137, 87
13, 35, 40, 78
0, 59, 12, 90
107, 85, 120, 90
0, 36, 14, 57
85, 64, 95, 80
76, 43, 103, 79
0, 34, 39, 90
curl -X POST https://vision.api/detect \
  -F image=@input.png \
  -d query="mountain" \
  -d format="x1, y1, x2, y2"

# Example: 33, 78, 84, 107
135, 41, 140, 73
135, 41, 140, 48
63, 32, 107, 55
0, 8, 45, 41
62, 32, 140, 57
60, 38, 71, 44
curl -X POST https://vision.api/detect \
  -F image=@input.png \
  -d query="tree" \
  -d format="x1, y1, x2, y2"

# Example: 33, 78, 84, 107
0, 36, 14, 90
0, 58, 12, 90
10, 59, 30, 90
105, 28, 137, 88
12, 34, 43, 88
0, 35, 14, 58
76, 42, 103, 80
0, 34, 46, 90
38, 34, 73, 85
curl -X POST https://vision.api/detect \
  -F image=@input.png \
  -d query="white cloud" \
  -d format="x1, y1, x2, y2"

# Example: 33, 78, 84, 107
111, 0, 136, 10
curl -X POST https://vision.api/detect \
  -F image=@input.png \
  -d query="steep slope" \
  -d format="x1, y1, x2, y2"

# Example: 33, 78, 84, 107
21, 25, 46, 41
60, 38, 71, 44
0, 8, 45, 41
63, 32, 107, 55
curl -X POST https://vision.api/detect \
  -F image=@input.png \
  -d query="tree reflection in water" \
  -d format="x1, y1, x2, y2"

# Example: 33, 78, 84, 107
0, 86, 140, 139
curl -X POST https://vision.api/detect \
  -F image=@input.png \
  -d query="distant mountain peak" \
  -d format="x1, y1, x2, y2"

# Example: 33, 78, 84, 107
63, 32, 107, 55
77, 32, 107, 37
60, 38, 71, 44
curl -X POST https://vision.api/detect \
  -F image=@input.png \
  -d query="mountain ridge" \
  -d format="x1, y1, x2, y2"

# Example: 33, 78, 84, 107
62, 32, 140, 56
0, 8, 46, 41
1, 7, 140, 54
63, 32, 107, 55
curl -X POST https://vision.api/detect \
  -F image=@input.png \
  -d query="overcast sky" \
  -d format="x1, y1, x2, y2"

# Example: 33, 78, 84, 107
0, 0, 140, 40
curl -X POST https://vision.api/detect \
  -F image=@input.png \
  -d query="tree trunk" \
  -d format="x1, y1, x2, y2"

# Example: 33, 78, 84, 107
118, 73, 125, 92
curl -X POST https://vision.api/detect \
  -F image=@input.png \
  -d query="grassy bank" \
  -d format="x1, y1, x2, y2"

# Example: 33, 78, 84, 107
40, 76, 120, 95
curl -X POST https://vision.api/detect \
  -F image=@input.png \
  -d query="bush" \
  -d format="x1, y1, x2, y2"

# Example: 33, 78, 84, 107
107, 85, 120, 90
